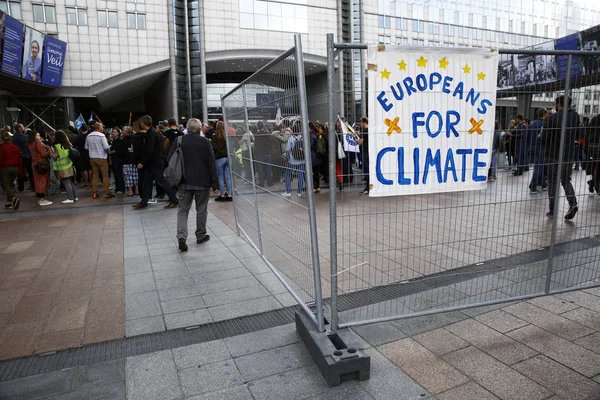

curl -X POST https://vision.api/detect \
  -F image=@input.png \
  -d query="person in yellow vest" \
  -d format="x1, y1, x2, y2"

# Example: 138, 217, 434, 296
50, 130, 78, 204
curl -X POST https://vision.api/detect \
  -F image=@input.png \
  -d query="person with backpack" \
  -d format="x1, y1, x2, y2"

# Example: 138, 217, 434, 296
282, 123, 306, 197
310, 122, 327, 193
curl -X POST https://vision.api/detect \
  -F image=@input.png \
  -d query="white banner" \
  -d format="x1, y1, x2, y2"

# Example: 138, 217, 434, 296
340, 117, 361, 153
367, 46, 499, 197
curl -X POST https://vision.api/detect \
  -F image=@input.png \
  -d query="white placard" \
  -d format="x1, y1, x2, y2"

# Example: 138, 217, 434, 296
367, 46, 499, 197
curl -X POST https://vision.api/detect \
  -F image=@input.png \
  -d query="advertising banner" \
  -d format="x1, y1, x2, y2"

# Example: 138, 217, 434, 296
555, 34, 581, 80
367, 46, 498, 197
22, 26, 44, 83
579, 29, 600, 76
1, 14, 24, 78
532, 41, 558, 84
41, 36, 67, 87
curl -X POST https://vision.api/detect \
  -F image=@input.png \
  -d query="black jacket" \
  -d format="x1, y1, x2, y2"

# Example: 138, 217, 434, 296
164, 128, 183, 145
140, 127, 164, 168
168, 134, 218, 189
542, 109, 583, 162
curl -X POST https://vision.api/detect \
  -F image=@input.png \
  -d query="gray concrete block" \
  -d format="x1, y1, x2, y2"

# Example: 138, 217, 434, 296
150, 253, 183, 264
173, 340, 231, 370
186, 260, 245, 275
155, 276, 195, 290
125, 245, 150, 259
125, 272, 156, 294
0, 368, 75, 400
179, 359, 243, 397
304, 381, 375, 400
126, 350, 182, 400
187, 385, 253, 400
196, 276, 261, 295
125, 291, 162, 320
350, 322, 407, 346
234, 342, 313, 381
151, 260, 188, 271
73, 359, 125, 392
158, 285, 200, 301
208, 296, 282, 322
126, 316, 166, 337
124, 256, 151, 275
153, 268, 190, 280
228, 244, 260, 259
51, 382, 126, 400
390, 311, 469, 337
192, 268, 251, 285
184, 253, 240, 268
164, 308, 213, 330
224, 323, 300, 358
161, 295, 206, 314
203, 285, 271, 308
254, 273, 288, 295
240, 257, 272, 275
246, 365, 328, 400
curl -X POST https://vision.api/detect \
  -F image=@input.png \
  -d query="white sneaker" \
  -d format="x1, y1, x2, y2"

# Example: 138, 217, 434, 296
297, 193, 302, 197
148, 198, 158, 204
281, 192, 292, 197
39, 200, 53, 206
62, 199, 74, 204
74, 198, 79, 202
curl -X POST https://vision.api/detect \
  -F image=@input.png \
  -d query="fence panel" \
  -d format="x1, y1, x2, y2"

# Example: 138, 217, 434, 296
326, 39, 600, 329
222, 35, 324, 330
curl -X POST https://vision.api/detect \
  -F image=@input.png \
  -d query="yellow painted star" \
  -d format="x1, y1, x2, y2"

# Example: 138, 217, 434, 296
477, 71, 486, 81
438, 57, 449, 69
463, 64, 471, 73
416, 56, 428, 68
380, 68, 391, 79
397, 60, 407, 71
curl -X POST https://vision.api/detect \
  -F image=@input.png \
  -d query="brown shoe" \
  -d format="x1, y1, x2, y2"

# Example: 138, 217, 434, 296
164, 202, 179, 209
105, 193, 115, 199
132, 203, 147, 210
178, 238, 188, 251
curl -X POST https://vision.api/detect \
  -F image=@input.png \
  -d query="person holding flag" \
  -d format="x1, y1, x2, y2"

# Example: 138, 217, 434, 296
337, 116, 360, 188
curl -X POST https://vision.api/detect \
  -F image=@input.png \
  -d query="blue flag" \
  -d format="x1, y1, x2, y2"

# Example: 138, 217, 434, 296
74, 114, 85, 130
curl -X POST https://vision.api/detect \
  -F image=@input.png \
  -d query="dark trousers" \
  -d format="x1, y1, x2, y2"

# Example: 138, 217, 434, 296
1, 166, 18, 202
17, 157, 33, 191
313, 162, 326, 189
362, 150, 370, 189
515, 141, 528, 173
112, 157, 126, 193
256, 153, 273, 187
529, 144, 546, 190
140, 166, 178, 206
547, 162, 577, 213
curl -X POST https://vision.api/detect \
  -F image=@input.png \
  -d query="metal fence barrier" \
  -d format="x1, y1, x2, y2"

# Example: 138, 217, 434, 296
221, 34, 325, 331
327, 34, 600, 330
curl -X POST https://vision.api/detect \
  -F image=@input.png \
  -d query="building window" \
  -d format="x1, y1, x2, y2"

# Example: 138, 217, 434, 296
413, 20, 424, 33
594, 105, 599, 114
396, 37, 408, 45
98, 10, 118, 28
594, 93, 599, 101
32, 4, 57, 23
66, 7, 88, 26
458, 26, 469, 39
429, 40, 440, 46
378, 15, 390, 29
585, 105, 591, 115
429, 22, 440, 35
396, 17, 407, 30
444, 24, 454, 36
378, 35, 391, 44
127, 12, 146, 29
0, 1, 21, 19
585, 92, 591, 100
412, 38, 424, 46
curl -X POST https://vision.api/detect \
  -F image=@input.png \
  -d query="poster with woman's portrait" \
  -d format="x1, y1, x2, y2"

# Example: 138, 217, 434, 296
21, 26, 45, 83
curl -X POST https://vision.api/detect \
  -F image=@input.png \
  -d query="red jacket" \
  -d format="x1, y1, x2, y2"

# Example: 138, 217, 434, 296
0, 143, 23, 176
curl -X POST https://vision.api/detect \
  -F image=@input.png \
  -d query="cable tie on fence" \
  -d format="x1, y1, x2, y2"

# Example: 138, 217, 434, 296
332, 262, 369, 277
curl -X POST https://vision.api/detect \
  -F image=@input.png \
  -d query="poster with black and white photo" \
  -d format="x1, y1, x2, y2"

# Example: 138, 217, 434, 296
533, 41, 557, 84
579, 28, 600, 76
497, 54, 515, 89
513, 53, 536, 87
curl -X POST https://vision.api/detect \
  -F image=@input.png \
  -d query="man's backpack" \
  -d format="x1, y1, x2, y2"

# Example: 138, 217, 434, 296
316, 135, 327, 155
164, 136, 185, 186
291, 136, 305, 161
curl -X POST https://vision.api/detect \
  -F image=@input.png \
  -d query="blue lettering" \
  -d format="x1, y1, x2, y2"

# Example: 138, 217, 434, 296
456, 149, 473, 182
403, 77, 417, 96
429, 72, 442, 90
443, 149, 458, 182
412, 112, 426, 138
446, 110, 460, 137
413, 147, 420, 185
477, 99, 493, 114
466, 88, 481, 106
416, 74, 427, 91
442, 75, 453, 94
473, 148, 488, 182
376, 147, 395, 185
426, 111, 443, 138
398, 147, 411, 185
390, 83, 404, 101
422, 148, 442, 184
452, 81, 464, 99
377, 91, 393, 112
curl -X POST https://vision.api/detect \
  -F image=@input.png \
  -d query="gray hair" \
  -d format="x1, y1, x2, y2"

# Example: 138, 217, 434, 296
186, 118, 203, 134
122, 126, 133, 135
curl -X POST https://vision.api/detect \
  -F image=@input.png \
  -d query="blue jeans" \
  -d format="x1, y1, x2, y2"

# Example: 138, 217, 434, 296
285, 163, 305, 194
490, 151, 498, 177
529, 144, 546, 190
215, 157, 232, 195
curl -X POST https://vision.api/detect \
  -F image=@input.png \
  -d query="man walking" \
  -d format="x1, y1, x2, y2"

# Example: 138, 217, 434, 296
542, 95, 583, 220
512, 114, 528, 176
528, 108, 549, 193
133, 115, 179, 209
167, 118, 218, 251
85, 122, 114, 199
12, 123, 34, 191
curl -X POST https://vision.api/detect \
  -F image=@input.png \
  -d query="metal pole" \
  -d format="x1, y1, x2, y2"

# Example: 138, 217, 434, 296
327, 33, 339, 331
242, 85, 264, 254
199, 0, 209, 123
183, 2, 193, 118
221, 94, 241, 236
545, 55, 572, 294
24, 98, 59, 129
294, 33, 325, 333
166, 0, 179, 119
12, 97, 56, 132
